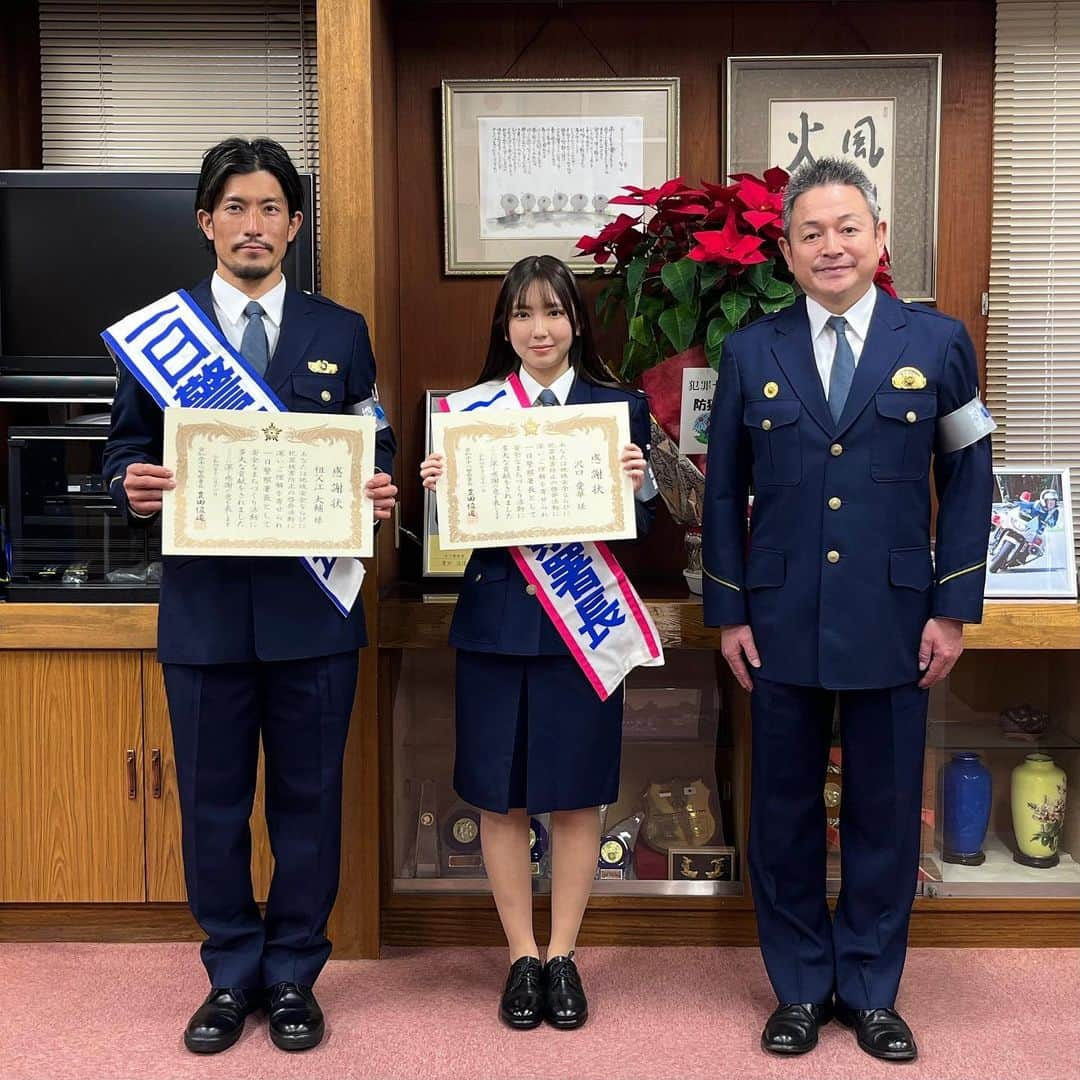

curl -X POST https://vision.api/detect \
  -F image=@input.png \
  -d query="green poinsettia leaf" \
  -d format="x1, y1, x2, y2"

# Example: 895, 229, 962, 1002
628, 313, 652, 346
622, 336, 661, 381
763, 276, 795, 300
758, 294, 798, 315
720, 290, 752, 327
626, 254, 649, 314
595, 279, 626, 326
637, 294, 665, 320
744, 258, 775, 294
658, 302, 699, 354
660, 257, 698, 306
699, 263, 724, 295
705, 316, 735, 369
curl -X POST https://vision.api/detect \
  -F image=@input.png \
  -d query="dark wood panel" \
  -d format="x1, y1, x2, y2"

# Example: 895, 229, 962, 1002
0, 1, 42, 170
391, 1, 995, 585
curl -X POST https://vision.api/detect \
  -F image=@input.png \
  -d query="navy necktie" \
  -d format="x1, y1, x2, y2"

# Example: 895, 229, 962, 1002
240, 300, 269, 376
535, 388, 559, 407
826, 315, 855, 424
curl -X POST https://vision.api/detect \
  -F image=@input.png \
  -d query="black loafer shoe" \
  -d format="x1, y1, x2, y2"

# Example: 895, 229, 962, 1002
835, 1002, 918, 1062
183, 987, 262, 1054
267, 982, 325, 1051
544, 952, 588, 1029
761, 1002, 833, 1055
499, 956, 544, 1029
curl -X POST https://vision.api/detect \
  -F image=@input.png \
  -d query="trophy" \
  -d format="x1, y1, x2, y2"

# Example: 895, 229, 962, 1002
596, 809, 645, 880
413, 779, 440, 878
529, 815, 551, 878
442, 802, 484, 876
640, 777, 719, 853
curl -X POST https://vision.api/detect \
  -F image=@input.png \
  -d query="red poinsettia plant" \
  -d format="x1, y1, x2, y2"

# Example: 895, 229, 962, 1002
576, 168, 896, 381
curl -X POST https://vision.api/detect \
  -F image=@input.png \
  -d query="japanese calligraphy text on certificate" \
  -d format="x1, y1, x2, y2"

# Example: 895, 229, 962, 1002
162, 407, 376, 558
431, 402, 636, 550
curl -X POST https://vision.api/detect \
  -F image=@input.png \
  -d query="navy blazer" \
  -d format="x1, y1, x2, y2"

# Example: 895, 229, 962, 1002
702, 290, 993, 690
102, 277, 396, 665
449, 377, 655, 656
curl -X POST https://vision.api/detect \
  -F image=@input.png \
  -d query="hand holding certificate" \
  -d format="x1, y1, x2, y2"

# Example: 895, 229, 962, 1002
162, 406, 376, 557
430, 401, 636, 550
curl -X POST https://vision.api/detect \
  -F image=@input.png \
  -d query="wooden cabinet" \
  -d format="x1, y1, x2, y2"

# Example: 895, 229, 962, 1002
0, 651, 145, 902
0, 645, 272, 904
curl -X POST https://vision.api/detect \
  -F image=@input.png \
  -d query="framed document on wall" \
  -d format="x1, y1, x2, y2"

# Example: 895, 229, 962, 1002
442, 77, 680, 274
726, 55, 941, 301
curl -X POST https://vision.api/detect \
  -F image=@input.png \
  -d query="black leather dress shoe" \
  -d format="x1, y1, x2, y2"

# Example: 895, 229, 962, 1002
499, 956, 544, 1029
760, 1002, 833, 1055
267, 982, 325, 1051
835, 1002, 918, 1062
544, 952, 588, 1029
183, 987, 262, 1054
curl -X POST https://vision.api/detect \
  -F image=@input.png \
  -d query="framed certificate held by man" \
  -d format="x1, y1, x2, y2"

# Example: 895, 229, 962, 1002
161, 406, 376, 557
430, 401, 635, 550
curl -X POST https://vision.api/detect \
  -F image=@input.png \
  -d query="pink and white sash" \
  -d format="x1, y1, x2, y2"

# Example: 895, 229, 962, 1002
440, 372, 664, 699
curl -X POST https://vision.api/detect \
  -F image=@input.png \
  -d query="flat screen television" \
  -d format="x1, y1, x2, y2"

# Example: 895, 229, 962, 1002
0, 171, 316, 398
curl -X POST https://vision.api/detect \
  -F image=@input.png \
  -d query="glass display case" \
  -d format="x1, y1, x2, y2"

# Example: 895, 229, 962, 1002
390, 646, 744, 896
920, 647, 1078, 898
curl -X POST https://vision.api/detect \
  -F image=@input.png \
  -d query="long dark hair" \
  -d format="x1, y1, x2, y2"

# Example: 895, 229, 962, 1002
474, 255, 619, 388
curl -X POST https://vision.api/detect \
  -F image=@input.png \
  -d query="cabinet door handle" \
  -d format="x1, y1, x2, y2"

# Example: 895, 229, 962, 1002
126, 749, 137, 799
151, 748, 163, 799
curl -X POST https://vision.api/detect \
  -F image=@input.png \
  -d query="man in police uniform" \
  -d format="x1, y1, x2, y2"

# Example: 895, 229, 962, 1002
703, 158, 993, 1062
103, 138, 396, 1054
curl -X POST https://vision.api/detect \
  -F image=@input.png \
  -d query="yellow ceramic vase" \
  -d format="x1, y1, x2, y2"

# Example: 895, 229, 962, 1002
1010, 753, 1067, 868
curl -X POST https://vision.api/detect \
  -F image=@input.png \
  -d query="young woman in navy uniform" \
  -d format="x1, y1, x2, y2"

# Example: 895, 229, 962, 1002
421, 256, 655, 1029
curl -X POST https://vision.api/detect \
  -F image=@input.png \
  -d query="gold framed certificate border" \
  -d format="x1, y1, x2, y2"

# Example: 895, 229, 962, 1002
443, 412, 625, 546
172, 420, 367, 553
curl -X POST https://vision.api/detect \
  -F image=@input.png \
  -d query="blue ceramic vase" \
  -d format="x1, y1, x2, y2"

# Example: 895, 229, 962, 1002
942, 751, 992, 865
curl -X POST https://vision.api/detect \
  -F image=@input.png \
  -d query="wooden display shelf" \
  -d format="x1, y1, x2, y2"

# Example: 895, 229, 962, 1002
3, 597, 1077, 652
378, 595, 1080, 652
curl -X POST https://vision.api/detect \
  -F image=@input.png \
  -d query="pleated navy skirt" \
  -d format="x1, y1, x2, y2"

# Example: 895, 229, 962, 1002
453, 650, 623, 815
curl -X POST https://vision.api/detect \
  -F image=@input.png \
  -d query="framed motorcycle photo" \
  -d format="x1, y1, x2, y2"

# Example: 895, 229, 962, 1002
985, 467, 1077, 600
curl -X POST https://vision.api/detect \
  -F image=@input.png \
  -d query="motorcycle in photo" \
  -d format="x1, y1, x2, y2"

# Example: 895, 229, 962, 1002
988, 503, 1045, 573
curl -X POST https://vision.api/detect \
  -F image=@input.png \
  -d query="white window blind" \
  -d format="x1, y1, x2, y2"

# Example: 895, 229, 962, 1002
987, 1, 1080, 558
39, 0, 318, 172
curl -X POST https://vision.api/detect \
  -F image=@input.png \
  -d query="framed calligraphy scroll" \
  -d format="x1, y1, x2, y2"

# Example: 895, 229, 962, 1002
726, 55, 941, 301
442, 77, 680, 274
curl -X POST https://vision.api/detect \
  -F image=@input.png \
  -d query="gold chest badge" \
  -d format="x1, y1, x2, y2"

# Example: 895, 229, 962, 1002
307, 359, 339, 375
891, 366, 927, 390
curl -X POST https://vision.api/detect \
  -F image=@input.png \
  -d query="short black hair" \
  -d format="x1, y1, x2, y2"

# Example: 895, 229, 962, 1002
195, 137, 304, 218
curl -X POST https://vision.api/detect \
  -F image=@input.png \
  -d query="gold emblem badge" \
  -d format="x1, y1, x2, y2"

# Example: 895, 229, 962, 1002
891, 366, 927, 390
307, 359, 339, 375
262, 422, 281, 442
763, 381, 779, 399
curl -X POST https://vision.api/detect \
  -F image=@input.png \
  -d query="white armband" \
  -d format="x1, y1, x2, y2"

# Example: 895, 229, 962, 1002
938, 395, 996, 453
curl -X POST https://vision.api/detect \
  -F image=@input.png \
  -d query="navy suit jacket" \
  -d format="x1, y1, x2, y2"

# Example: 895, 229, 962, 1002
702, 290, 993, 689
102, 277, 396, 665
449, 377, 655, 656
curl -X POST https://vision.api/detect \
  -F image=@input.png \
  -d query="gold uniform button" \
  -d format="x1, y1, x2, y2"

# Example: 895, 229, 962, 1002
525, 584, 537, 596
827, 550, 840, 564
762, 419, 772, 431
830, 443, 843, 457
320, 389, 332, 403
905, 410, 917, 423
828, 497, 842, 510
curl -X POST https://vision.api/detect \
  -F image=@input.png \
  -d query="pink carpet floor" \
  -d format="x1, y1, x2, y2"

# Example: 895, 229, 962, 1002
1, 944, 1076, 1080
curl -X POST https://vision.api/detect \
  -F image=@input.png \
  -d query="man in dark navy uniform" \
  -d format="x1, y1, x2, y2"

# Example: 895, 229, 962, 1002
103, 138, 396, 1054
703, 158, 993, 1063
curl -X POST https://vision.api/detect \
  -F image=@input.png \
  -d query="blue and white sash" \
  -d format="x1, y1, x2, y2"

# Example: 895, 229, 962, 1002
441, 373, 664, 700
102, 289, 364, 616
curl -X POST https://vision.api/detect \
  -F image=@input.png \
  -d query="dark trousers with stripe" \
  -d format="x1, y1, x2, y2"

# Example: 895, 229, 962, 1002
163, 652, 357, 990
749, 677, 928, 1010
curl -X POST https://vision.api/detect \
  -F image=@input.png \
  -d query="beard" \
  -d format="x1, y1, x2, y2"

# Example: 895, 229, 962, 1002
222, 247, 277, 281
